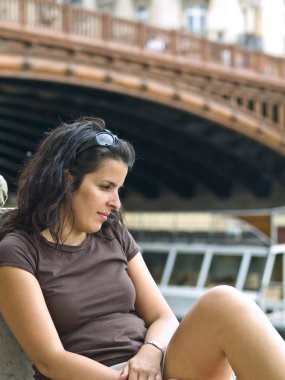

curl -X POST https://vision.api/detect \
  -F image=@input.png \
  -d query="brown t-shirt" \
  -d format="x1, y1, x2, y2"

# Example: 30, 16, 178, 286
0, 223, 147, 379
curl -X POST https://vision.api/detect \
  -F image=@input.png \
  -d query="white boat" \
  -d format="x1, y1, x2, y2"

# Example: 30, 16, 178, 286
138, 239, 285, 337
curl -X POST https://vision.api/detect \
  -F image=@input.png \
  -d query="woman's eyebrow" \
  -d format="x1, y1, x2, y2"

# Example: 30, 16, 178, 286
101, 180, 125, 188
102, 180, 117, 187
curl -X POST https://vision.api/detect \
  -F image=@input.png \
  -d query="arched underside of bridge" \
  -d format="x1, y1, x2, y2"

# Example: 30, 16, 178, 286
1, 75, 285, 211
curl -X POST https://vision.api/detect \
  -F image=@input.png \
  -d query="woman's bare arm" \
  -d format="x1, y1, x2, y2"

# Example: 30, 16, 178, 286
121, 252, 179, 380
0, 266, 124, 380
128, 252, 179, 346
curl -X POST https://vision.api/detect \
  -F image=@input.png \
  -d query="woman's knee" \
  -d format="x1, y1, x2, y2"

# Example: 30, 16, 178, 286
195, 285, 254, 319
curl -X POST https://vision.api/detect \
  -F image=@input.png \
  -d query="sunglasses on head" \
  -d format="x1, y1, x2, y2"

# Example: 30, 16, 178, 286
77, 129, 118, 156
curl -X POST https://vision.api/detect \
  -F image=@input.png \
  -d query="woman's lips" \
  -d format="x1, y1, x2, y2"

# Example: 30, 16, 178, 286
98, 212, 109, 221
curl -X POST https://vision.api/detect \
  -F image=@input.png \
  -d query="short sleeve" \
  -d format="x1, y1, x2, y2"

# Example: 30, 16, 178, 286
114, 222, 141, 261
0, 231, 37, 276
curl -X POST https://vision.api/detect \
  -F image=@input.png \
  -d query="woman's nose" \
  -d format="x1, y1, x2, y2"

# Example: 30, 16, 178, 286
108, 191, 121, 210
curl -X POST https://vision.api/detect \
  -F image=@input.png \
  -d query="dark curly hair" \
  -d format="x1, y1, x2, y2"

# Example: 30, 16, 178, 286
0, 117, 135, 242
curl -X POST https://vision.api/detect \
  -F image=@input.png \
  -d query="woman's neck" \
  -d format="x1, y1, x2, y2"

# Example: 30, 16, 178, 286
41, 228, 87, 246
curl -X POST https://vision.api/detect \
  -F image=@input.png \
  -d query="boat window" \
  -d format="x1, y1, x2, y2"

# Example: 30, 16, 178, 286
244, 256, 266, 290
271, 254, 283, 282
263, 254, 284, 301
206, 254, 242, 287
169, 253, 204, 286
143, 251, 168, 284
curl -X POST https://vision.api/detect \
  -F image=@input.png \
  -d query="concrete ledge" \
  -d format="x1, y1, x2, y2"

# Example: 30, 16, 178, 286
0, 314, 34, 379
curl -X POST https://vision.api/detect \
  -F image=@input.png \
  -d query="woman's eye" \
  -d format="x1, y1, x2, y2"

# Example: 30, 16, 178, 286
100, 185, 110, 191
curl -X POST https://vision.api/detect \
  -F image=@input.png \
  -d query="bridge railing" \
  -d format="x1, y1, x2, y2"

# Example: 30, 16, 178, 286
1, 0, 285, 79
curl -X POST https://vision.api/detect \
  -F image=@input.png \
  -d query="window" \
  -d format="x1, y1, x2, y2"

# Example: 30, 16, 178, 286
63, 0, 82, 4
137, 5, 149, 22
206, 254, 242, 287
238, 30, 263, 51
143, 251, 168, 284
169, 253, 204, 286
271, 254, 283, 283
0, 0, 10, 19
263, 254, 283, 301
97, 0, 114, 12
186, 5, 206, 35
244, 256, 266, 290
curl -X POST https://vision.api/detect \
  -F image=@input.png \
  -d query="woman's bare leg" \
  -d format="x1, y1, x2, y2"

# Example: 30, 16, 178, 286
164, 285, 285, 380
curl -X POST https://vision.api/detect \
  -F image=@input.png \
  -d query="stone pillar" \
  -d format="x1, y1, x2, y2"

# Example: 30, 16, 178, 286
114, 0, 135, 20
149, 0, 182, 29
0, 315, 34, 379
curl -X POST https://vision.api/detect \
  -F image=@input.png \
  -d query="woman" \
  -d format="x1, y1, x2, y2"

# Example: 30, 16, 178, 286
0, 117, 284, 380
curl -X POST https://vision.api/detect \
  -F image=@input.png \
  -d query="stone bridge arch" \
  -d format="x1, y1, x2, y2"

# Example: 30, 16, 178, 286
1, 0, 285, 210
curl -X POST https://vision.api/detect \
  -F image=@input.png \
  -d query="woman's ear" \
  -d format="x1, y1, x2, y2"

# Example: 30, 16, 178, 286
64, 170, 72, 179
64, 170, 74, 187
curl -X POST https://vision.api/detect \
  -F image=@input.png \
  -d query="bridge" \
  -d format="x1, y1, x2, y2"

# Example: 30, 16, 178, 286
1, 0, 285, 211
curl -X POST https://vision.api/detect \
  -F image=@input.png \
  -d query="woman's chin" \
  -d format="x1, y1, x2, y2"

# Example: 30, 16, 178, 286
90, 223, 103, 233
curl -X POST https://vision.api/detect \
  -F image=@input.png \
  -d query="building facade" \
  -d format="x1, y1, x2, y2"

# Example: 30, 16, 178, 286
56, 0, 285, 56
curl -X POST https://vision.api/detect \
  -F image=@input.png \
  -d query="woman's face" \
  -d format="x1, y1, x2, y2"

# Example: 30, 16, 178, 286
70, 159, 128, 235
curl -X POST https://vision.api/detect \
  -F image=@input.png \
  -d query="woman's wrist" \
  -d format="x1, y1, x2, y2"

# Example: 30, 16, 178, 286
144, 340, 165, 354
